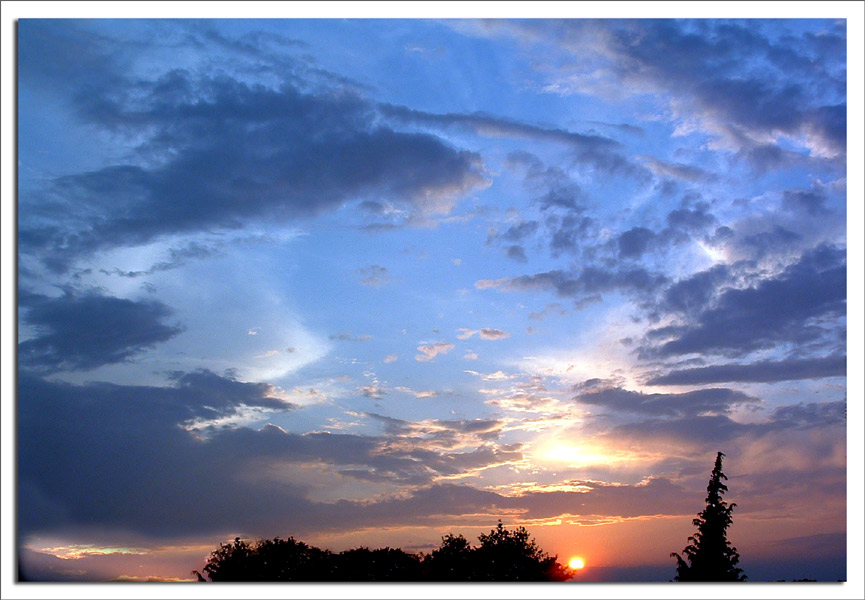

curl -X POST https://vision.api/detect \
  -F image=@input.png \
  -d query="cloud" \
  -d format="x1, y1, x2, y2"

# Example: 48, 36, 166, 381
18, 289, 184, 372
642, 244, 846, 358
574, 386, 757, 417
357, 384, 386, 399
415, 342, 455, 362
357, 265, 394, 287
732, 225, 803, 262
767, 400, 846, 429
639, 156, 716, 182
380, 104, 650, 180
17, 367, 846, 559
616, 226, 656, 259
457, 328, 510, 341
488, 220, 539, 245
506, 245, 528, 262
17, 373, 522, 541
645, 355, 846, 385
456, 328, 477, 340
782, 186, 830, 216
393, 386, 438, 399
605, 399, 845, 451
18, 370, 298, 532
528, 303, 568, 321
18, 24, 488, 271
479, 328, 510, 340
505, 20, 847, 165
466, 370, 516, 382
329, 331, 372, 342
657, 263, 731, 317
383, 354, 398, 363
99, 241, 220, 278
477, 267, 667, 303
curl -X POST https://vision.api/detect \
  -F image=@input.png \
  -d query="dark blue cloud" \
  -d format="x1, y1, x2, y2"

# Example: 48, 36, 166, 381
768, 400, 846, 429
503, 19, 846, 168
617, 226, 656, 259
483, 266, 668, 303
20, 369, 741, 543
658, 263, 731, 317
574, 385, 756, 417
606, 400, 845, 448
17, 374, 518, 540
643, 244, 846, 358
381, 104, 651, 180
608, 20, 847, 160
18, 290, 184, 372
782, 186, 830, 216
646, 355, 846, 385
497, 220, 539, 243
665, 202, 718, 232
547, 212, 595, 257
740, 225, 803, 259
506, 245, 528, 263
18, 23, 489, 271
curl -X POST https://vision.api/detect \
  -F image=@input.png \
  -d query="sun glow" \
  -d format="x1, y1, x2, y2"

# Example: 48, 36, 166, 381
697, 241, 725, 263
569, 557, 585, 569
540, 443, 626, 467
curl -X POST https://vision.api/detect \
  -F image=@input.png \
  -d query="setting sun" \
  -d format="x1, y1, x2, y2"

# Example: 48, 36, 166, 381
569, 557, 585, 570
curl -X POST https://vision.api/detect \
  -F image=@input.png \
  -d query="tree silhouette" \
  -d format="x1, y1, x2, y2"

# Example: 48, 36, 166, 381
195, 536, 333, 581
330, 546, 422, 581
195, 522, 572, 582
424, 533, 474, 581
472, 521, 572, 581
671, 452, 746, 581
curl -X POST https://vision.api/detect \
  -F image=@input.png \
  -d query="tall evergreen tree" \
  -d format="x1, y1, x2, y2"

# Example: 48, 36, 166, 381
672, 452, 746, 581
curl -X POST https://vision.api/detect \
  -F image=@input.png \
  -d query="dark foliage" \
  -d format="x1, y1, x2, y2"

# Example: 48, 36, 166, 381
196, 522, 572, 582
472, 521, 572, 581
330, 547, 423, 581
671, 452, 747, 581
423, 533, 475, 581
195, 536, 333, 582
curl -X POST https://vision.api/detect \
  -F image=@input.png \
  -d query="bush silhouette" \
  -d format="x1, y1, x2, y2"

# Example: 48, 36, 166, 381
195, 536, 334, 581
196, 522, 572, 582
671, 452, 746, 581
472, 521, 571, 581
330, 547, 422, 581
424, 533, 474, 581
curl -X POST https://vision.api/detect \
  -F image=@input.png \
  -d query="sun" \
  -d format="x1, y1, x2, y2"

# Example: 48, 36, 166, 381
569, 557, 585, 570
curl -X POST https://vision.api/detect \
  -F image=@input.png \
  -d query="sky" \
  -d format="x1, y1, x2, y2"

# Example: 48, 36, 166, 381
5, 3, 865, 596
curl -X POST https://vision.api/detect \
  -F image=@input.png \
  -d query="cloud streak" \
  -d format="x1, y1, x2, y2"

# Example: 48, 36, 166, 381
646, 355, 846, 385
18, 290, 184, 372
416, 343, 455, 362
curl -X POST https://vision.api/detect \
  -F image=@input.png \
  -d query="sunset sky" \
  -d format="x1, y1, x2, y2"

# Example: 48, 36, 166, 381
6, 3, 864, 595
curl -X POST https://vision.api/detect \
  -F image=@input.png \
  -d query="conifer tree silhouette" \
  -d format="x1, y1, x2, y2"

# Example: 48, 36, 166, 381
671, 452, 746, 581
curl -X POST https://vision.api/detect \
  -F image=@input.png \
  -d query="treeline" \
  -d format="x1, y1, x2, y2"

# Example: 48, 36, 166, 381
195, 521, 573, 582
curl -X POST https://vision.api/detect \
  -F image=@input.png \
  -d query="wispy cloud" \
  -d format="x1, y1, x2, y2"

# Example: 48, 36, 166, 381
416, 343, 455, 362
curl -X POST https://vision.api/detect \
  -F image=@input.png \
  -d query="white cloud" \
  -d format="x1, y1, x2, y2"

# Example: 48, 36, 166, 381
479, 328, 510, 340
415, 343, 455, 362
458, 328, 510, 340
394, 386, 438, 399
